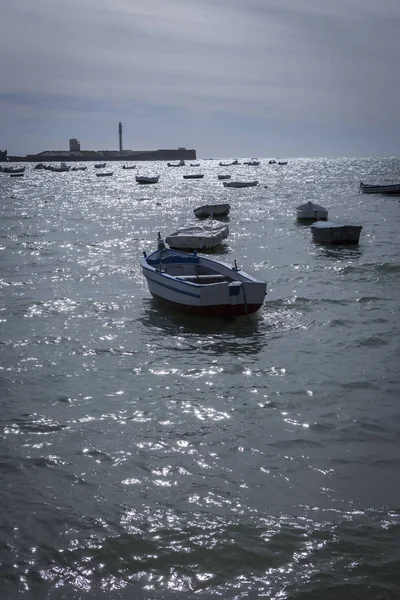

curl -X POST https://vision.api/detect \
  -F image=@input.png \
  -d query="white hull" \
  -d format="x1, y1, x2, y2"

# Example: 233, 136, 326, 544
296, 202, 328, 221
141, 248, 266, 318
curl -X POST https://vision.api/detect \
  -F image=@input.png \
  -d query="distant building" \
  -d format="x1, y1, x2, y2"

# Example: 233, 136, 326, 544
69, 138, 81, 152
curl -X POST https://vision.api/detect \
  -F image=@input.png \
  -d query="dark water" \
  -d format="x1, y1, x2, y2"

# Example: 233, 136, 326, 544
1, 158, 400, 599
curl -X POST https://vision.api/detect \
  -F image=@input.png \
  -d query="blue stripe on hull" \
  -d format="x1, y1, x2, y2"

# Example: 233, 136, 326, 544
145, 275, 201, 298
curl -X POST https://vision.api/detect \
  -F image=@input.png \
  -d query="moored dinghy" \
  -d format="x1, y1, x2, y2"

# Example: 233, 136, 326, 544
136, 175, 159, 184
296, 201, 328, 221
194, 203, 230, 219
183, 173, 204, 179
140, 234, 267, 318
311, 221, 362, 245
223, 180, 259, 188
96, 171, 113, 177
165, 220, 229, 250
359, 181, 400, 195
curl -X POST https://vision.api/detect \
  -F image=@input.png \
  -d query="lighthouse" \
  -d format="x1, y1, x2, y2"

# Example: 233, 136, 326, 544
118, 122, 123, 153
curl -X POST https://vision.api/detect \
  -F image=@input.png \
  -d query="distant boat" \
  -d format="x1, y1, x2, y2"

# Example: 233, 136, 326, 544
218, 174, 231, 180
136, 175, 159, 184
51, 162, 70, 172
223, 180, 259, 188
34, 163, 45, 169
122, 164, 136, 169
183, 173, 204, 179
311, 221, 362, 245
219, 160, 240, 166
140, 236, 267, 318
166, 220, 229, 250
167, 159, 185, 167
296, 201, 328, 221
278, 160, 288, 165
243, 159, 260, 166
359, 181, 400, 195
10, 172, 24, 178
268, 159, 277, 164
71, 166, 87, 171
3, 166, 25, 174
96, 171, 113, 177
194, 203, 230, 219
94, 162, 106, 168
190, 163, 200, 167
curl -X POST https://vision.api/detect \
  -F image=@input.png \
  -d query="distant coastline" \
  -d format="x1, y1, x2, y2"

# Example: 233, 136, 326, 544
1, 147, 196, 163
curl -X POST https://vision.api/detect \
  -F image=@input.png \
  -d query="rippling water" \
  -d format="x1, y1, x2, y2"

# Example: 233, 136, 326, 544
1, 158, 400, 599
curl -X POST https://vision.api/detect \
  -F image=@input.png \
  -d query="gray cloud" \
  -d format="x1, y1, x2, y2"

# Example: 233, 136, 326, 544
1, 0, 399, 155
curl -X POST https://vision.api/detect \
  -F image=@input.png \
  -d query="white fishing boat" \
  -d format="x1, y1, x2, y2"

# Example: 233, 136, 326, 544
165, 220, 229, 250
359, 181, 400, 195
51, 162, 70, 172
167, 159, 185, 167
223, 180, 259, 188
219, 160, 240, 166
3, 166, 25, 174
136, 175, 159, 184
296, 201, 328, 221
311, 221, 362, 245
183, 173, 204, 179
243, 159, 260, 166
140, 234, 267, 318
193, 203, 230, 219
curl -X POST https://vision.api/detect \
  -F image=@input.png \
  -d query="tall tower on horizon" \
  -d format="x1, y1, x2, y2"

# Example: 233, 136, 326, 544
118, 122, 123, 153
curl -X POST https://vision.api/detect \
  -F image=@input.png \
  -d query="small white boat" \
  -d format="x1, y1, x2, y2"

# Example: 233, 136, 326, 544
122, 164, 136, 169
136, 175, 159, 184
3, 166, 25, 174
223, 180, 259, 188
51, 162, 70, 172
243, 159, 260, 166
167, 159, 185, 167
218, 174, 231, 180
166, 219, 229, 250
311, 221, 362, 245
359, 181, 400, 195
219, 160, 240, 166
140, 235, 267, 318
95, 162, 106, 168
296, 201, 328, 221
183, 173, 204, 179
96, 171, 113, 177
194, 203, 230, 219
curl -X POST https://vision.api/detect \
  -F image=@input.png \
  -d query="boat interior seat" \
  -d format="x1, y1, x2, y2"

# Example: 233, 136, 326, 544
174, 274, 227, 283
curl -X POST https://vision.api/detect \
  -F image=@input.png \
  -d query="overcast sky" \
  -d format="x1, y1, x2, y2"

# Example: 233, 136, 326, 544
1, 0, 399, 157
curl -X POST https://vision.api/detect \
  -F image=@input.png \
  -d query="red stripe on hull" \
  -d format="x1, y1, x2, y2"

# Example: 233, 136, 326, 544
151, 294, 263, 318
